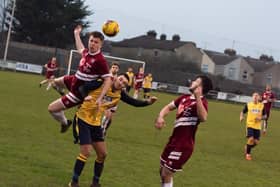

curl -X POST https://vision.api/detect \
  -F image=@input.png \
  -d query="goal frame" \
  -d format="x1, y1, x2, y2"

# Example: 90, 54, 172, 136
67, 49, 146, 75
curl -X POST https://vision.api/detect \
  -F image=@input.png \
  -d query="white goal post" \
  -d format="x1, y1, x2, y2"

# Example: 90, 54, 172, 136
67, 49, 146, 75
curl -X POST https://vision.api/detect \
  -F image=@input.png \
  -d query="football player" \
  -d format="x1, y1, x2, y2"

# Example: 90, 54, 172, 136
261, 85, 276, 134
39, 57, 58, 90
133, 67, 144, 99
155, 75, 213, 187
68, 73, 157, 187
48, 25, 112, 133
240, 92, 266, 160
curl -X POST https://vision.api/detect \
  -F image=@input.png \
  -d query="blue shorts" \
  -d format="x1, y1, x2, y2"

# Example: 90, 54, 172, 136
77, 118, 104, 145
246, 127, 260, 140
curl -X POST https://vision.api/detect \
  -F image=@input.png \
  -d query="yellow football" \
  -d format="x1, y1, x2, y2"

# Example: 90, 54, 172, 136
102, 20, 120, 37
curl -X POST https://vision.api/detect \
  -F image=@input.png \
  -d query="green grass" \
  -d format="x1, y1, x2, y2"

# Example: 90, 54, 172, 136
0, 71, 279, 187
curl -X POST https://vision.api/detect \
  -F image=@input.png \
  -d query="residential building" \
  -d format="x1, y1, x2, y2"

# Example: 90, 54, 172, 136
110, 34, 202, 65
246, 57, 279, 89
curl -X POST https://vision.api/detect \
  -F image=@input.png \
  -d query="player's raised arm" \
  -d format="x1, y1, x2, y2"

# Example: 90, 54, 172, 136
192, 86, 208, 122
74, 25, 85, 54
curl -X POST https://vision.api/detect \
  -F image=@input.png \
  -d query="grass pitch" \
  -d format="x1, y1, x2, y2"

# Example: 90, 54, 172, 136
0, 71, 279, 187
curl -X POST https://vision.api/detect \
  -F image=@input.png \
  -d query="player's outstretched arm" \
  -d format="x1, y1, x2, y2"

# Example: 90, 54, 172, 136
155, 102, 175, 129
120, 91, 157, 107
74, 25, 85, 54
95, 77, 113, 107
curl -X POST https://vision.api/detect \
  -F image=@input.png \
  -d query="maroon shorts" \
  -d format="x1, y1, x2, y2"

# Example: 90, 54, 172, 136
134, 82, 142, 90
61, 75, 84, 108
46, 71, 54, 79
160, 144, 194, 172
160, 126, 196, 172
265, 108, 271, 119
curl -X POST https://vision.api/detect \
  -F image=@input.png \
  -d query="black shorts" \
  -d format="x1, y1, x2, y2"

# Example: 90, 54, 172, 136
77, 118, 105, 145
143, 88, 151, 93
246, 127, 260, 140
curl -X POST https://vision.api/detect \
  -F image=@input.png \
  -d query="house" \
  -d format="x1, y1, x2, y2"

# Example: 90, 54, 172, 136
260, 64, 280, 89
108, 33, 280, 90
110, 33, 202, 65
201, 50, 254, 84
202, 50, 237, 75
245, 57, 279, 88
224, 57, 254, 84
200, 50, 216, 74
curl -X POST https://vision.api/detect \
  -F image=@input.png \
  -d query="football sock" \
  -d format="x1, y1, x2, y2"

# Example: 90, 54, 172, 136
50, 111, 68, 125
263, 121, 267, 131
93, 160, 104, 184
133, 93, 138, 99
46, 83, 52, 90
162, 178, 173, 187
246, 144, 253, 154
72, 154, 87, 183
162, 183, 173, 187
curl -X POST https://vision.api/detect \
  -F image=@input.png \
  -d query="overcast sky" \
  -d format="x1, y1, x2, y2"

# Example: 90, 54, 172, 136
85, 0, 280, 60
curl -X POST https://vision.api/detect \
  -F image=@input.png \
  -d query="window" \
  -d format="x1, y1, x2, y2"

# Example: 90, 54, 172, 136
266, 73, 272, 84
154, 50, 159, 57
201, 64, 209, 73
242, 70, 248, 81
137, 48, 143, 57
228, 67, 236, 79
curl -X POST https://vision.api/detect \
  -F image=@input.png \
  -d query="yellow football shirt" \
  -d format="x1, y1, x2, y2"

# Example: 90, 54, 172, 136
76, 86, 121, 126
246, 102, 264, 130
143, 75, 152, 89
126, 72, 134, 86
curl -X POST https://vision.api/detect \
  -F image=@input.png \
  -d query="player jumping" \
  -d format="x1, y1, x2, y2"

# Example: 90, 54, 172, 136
48, 25, 112, 133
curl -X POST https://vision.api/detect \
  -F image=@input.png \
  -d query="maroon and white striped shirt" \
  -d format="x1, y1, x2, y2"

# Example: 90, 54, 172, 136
75, 49, 111, 81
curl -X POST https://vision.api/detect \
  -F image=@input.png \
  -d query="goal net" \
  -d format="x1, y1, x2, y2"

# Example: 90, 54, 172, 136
67, 49, 146, 75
